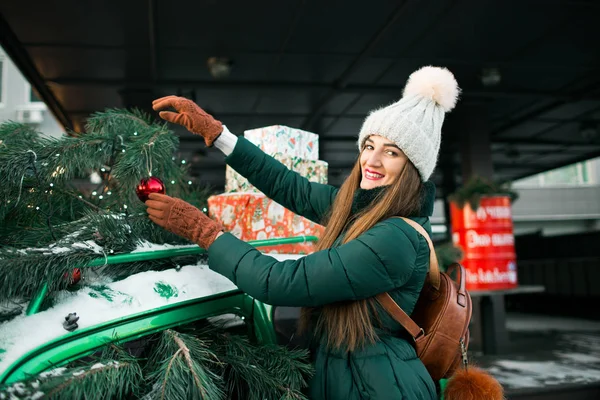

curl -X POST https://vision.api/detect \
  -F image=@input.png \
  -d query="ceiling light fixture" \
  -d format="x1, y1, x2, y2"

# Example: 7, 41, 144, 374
207, 57, 233, 79
481, 67, 501, 87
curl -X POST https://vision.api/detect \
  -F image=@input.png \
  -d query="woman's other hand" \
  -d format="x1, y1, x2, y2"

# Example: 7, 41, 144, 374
152, 96, 223, 146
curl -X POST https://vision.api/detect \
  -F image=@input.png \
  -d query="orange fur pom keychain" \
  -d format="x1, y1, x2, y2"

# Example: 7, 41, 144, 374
443, 367, 505, 400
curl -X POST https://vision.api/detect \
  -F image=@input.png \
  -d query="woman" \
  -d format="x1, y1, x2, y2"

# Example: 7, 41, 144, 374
145, 66, 458, 399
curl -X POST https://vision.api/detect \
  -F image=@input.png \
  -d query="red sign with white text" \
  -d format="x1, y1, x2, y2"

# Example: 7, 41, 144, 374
450, 196, 518, 291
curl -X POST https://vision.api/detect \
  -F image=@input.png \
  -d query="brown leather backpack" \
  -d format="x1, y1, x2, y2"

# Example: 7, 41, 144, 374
376, 218, 472, 382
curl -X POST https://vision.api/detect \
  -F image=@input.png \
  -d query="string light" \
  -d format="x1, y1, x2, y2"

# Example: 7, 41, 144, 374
98, 195, 104, 200
188, 181, 192, 185
101, 168, 106, 172
55, 153, 60, 157
181, 160, 186, 164
92, 191, 97, 196
133, 132, 138, 136
49, 183, 54, 187
122, 149, 126, 153
171, 180, 175, 184
78, 195, 83, 198
51, 166, 66, 177
107, 191, 112, 195
35, 206, 40, 210
202, 208, 208, 213
123, 204, 128, 209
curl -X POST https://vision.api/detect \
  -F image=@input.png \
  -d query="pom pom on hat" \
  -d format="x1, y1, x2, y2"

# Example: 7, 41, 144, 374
356, 65, 461, 181
403, 66, 460, 112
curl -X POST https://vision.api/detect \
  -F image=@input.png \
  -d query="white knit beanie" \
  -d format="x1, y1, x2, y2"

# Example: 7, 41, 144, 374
357, 66, 460, 181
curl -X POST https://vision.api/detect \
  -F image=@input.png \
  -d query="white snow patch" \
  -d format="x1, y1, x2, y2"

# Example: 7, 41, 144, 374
0, 252, 302, 376
132, 241, 197, 253
39, 368, 67, 378
13, 382, 26, 395
46, 247, 72, 254
71, 241, 104, 254
0, 263, 234, 374
555, 352, 600, 364
488, 360, 600, 389
16, 241, 105, 256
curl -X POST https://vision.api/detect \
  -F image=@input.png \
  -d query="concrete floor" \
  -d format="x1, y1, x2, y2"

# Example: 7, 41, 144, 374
474, 312, 600, 393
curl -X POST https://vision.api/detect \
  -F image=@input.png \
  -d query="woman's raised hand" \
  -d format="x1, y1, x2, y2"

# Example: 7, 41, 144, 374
152, 95, 223, 146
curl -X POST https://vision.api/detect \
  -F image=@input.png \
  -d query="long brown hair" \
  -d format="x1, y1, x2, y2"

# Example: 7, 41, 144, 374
299, 151, 423, 352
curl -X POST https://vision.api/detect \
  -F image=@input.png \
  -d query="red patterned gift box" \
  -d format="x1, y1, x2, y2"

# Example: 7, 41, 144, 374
208, 193, 324, 254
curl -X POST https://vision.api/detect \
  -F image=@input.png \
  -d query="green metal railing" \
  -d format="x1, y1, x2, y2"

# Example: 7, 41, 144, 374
3, 291, 256, 384
26, 235, 319, 315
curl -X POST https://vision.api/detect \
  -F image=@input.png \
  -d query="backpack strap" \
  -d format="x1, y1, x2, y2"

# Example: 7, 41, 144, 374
375, 217, 440, 340
376, 292, 424, 340
395, 217, 440, 289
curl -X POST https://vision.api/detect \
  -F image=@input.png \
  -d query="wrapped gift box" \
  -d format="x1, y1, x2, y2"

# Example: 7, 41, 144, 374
225, 156, 328, 193
208, 193, 324, 254
244, 125, 319, 160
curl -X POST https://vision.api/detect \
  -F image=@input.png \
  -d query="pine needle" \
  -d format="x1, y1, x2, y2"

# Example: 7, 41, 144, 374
0, 111, 214, 306
211, 333, 313, 400
0, 346, 143, 400
0, 326, 315, 399
145, 330, 224, 400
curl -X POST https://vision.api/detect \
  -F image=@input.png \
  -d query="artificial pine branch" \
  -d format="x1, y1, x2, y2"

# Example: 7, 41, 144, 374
0, 247, 98, 302
0, 326, 315, 400
0, 345, 142, 400
448, 175, 519, 210
213, 333, 312, 400
34, 133, 112, 183
145, 330, 224, 400
0, 122, 44, 188
434, 242, 464, 272
83, 109, 184, 205
0, 110, 213, 306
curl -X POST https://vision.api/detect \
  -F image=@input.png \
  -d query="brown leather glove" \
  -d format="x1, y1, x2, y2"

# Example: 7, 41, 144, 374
152, 96, 223, 147
145, 193, 224, 249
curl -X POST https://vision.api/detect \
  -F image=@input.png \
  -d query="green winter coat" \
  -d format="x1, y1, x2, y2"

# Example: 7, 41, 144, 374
208, 137, 437, 400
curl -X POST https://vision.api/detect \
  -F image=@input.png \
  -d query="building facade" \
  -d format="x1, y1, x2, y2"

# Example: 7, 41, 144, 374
0, 47, 64, 137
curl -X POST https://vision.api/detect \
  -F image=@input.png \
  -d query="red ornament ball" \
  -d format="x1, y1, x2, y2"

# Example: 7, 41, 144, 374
71, 268, 82, 284
63, 268, 82, 285
136, 176, 166, 202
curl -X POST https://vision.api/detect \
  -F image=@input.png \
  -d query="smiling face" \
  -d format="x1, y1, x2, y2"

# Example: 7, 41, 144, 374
359, 135, 408, 190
